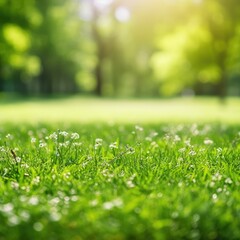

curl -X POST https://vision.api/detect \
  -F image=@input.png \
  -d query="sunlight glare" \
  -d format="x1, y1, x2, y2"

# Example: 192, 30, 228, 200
115, 7, 131, 22
94, 0, 113, 8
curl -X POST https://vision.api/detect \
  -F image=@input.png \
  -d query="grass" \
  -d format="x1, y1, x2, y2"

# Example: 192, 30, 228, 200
0, 97, 240, 239
0, 96, 240, 124
0, 122, 240, 240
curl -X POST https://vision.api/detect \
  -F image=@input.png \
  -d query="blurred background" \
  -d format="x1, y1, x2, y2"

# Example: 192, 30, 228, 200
0, 0, 240, 99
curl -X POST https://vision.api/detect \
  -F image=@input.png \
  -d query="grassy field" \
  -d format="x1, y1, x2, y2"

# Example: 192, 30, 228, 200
0, 96, 240, 124
0, 97, 240, 239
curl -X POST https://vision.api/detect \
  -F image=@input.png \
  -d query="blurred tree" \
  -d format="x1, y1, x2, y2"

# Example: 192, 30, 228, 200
31, 0, 83, 94
151, 0, 240, 98
0, 0, 39, 93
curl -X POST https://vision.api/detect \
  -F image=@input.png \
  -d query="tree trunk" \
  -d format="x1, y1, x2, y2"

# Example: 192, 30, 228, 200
90, 0, 104, 97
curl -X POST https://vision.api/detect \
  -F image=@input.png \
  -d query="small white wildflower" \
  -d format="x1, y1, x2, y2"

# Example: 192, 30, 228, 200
126, 180, 135, 188
72, 142, 82, 147
95, 138, 103, 144
90, 199, 98, 206
216, 148, 222, 153
71, 133, 79, 140
103, 201, 114, 210
71, 196, 79, 202
212, 172, 222, 181
109, 142, 118, 149
59, 131, 68, 137
6, 134, 13, 139
178, 148, 186, 153
64, 196, 70, 202
225, 178, 233, 184
112, 198, 123, 207
178, 182, 183, 187
1, 203, 14, 213
39, 142, 47, 148
49, 132, 58, 140
31, 137, 36, 143
204, 139, 214, 145
28, 196, 39, 205
21, 163, 29, 169
63, 172, 71, 179
19, 210, 30, 221
33, 222, 43, 232
185, 139, 191, 147
95, 138, 103, 149
189, 150, 196, 156
11, 182, 19, 190
50, 197, 60, 205
212, 193, 218, 202
126, 146, 135, 155
59, 141, 70, 148
0, 146, 6, 152
101, 169, 108, 176
32, 176, 40, 185
135, 125, 143, 131
8, 215, 20, 226
50, 212, 61, 221
15, 157, 21, 163
174, 135, 181, 142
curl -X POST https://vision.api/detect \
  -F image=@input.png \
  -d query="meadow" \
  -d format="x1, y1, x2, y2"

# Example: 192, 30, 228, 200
0, 97, 240, 240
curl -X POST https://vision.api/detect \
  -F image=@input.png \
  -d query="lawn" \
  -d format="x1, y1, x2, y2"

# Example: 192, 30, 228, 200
0, 96, 240, 124
0, 97, 239, 240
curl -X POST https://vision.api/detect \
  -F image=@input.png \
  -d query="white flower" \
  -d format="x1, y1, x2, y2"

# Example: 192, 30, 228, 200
225, 178, 233, 184
11, 182, 19, 189
8, 215, 20, 226
95, 138, 103, 149
109, 142, 118, 149
32, 176, 40, 185
71, 133, 79, 140
49, 132, 58, 140
1, 203, 14, 213
31, 137, 36, 143
59, 131, 68, 137
33, 222, 43, 232
135, 125, 143, 131
39, 142, 47, 148
178, 148, 186, 153
204, 139, 213, 145
50, 212, 61, 222
6, 134, 13, 139
15, 157, 21, 163
103, 198, 123, 210
72, 142, 82, 147
28, 196, 39, 205
212, 193, 218, 202
174, 135, 181, 142
216, 148, 222, 153
103, 201, 114, 210
189, 150, 196, 156
95, 138, 103, 144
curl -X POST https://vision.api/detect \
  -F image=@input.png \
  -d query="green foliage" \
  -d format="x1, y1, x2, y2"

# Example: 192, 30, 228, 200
0, 123, 240, 239
0, 0, 240, 97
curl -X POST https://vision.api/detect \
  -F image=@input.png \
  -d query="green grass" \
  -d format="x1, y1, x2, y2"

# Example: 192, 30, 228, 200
0, 96, 240, 124
0, 122, 240, 240
0, 97, 240, 239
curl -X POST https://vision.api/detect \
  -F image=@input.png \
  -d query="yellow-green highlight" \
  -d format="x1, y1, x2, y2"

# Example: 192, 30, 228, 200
0, 97, 239, 124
